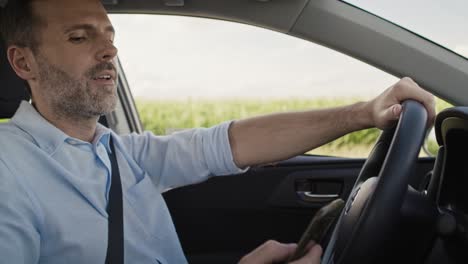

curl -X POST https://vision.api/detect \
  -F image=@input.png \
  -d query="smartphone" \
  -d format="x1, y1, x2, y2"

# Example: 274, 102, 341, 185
287, 198, 345, 262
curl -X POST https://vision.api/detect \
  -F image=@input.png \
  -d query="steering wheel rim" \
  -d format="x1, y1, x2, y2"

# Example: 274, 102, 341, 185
322, 100, 428, 264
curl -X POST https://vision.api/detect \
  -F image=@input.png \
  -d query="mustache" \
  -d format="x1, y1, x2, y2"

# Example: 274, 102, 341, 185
86, 62, 117, 78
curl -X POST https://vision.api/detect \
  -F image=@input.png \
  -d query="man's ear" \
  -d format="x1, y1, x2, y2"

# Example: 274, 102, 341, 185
6, 46, 38, 82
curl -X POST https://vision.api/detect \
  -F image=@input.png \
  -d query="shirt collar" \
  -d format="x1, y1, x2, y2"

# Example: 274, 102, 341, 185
11, 101, 112, 154
94, 124, 112, 153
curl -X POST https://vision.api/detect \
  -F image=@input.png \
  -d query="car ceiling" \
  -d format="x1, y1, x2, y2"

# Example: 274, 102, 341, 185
105, 0, 309, 33
81, 1, 468, 105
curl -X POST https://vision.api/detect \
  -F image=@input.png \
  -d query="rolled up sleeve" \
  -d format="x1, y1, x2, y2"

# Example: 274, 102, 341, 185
121, 121, 248, 190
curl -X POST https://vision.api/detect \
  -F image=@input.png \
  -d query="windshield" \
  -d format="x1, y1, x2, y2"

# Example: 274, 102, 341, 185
343, 0, 468, 59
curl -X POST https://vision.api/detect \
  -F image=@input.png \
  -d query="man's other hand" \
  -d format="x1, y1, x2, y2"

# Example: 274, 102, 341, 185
368, 77, 436, 129
239, 240, 322, 264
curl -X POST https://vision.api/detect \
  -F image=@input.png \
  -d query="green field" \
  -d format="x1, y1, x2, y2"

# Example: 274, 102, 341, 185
136, 97, 451, 157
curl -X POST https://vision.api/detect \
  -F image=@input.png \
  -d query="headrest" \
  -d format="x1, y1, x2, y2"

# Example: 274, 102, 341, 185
435, 107, 468, 146
0, 31, 30, 119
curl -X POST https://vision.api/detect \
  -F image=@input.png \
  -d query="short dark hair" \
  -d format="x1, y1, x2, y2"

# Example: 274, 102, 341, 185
0, 0, 43, 53
1, 0, 44, 97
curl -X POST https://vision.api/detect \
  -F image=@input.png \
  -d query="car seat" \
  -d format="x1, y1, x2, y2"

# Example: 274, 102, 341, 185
0, 34, 30, 119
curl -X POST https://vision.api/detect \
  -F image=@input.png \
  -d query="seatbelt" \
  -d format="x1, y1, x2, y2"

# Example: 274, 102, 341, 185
105, 137, 124, 264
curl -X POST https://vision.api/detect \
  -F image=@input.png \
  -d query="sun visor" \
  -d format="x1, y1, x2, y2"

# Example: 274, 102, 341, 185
1, 1, 118, 7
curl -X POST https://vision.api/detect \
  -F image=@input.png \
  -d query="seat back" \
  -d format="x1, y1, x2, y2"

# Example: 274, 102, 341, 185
0, 34, 30, 119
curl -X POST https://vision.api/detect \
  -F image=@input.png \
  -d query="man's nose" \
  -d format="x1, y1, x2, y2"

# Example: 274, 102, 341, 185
96, 41, 118, 62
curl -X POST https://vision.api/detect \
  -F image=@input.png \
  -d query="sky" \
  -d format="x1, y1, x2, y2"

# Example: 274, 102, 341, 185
109, 0, 468, 100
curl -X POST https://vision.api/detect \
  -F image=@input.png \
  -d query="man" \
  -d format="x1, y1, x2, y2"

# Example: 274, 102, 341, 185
0, 0, 435, 263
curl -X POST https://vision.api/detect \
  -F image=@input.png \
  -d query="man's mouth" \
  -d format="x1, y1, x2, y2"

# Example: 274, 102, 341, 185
91, 75, 116, 89
93, 74, 112, 81
91, 70, 117, 87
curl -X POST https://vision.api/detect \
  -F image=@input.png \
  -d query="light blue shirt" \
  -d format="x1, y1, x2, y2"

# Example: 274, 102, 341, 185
0, 101, 245, 264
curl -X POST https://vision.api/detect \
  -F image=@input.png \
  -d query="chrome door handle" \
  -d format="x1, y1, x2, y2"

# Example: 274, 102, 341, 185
297, 191, 339, 203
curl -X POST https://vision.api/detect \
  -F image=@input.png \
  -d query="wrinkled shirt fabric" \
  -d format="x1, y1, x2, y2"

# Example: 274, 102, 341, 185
0, 101, 245, 263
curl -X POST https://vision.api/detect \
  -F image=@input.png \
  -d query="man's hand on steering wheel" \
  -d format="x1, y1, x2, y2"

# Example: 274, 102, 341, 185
367, 77, 436, 129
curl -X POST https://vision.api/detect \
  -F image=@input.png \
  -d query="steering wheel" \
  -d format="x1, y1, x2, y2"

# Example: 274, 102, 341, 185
321, 100, 428, 264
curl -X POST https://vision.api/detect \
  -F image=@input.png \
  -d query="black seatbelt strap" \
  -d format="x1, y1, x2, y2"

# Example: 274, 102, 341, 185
105, 137, 124, 264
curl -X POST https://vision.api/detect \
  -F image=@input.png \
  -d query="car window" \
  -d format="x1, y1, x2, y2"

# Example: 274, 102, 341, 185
110, 14, 447, 158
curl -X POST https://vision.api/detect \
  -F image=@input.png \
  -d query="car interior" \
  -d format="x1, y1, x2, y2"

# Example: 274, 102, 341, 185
0, 36, 29, 119
1, 0, 468, 263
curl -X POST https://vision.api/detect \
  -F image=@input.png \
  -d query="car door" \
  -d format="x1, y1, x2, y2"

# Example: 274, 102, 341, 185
162, 155, 435, 263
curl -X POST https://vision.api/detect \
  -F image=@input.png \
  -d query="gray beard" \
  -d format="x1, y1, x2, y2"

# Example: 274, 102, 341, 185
36, 54, 118, 121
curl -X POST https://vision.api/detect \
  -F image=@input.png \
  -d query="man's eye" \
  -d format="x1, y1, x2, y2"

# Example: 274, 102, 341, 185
69, 37, 86, 43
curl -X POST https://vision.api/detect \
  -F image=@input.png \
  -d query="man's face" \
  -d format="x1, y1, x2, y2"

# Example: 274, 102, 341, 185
31, 0, 118, 119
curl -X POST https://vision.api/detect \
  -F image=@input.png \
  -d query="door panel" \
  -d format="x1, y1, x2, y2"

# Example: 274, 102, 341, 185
163, 155, 435, 263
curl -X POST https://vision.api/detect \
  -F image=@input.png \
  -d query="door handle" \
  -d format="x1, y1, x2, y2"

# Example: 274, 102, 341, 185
297, 191, 339, 203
